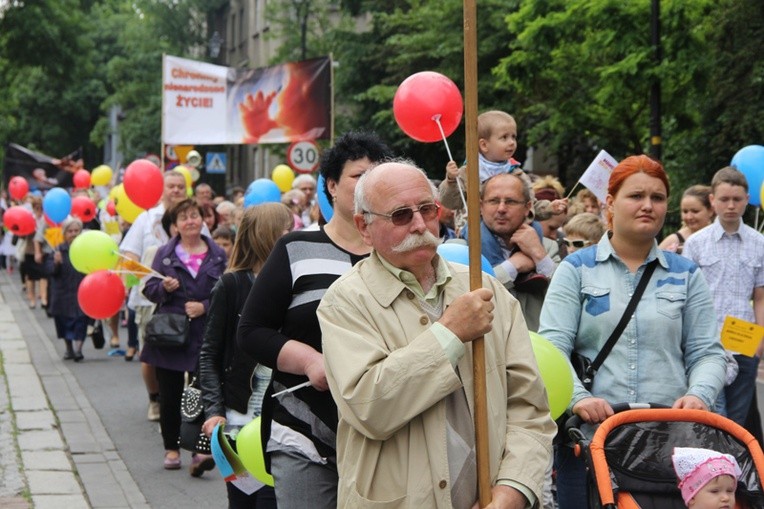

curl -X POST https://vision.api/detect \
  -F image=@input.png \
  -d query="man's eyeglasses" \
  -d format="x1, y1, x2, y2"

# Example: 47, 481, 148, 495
364, 203, 440, 226
563, 238, 591, 248
483, 197, 526, 208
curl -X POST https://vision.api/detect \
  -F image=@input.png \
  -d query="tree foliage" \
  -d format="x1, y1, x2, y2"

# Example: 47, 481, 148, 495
1, 0, 762, 203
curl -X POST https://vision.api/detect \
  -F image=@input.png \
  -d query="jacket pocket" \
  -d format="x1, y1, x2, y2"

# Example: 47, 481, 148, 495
656, 289, 686, 319
582, 286, 610, 317
345, 484, 407, 509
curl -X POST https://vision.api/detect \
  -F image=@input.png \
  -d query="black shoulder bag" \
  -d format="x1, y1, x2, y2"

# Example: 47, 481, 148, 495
144, 277, 191, 349
571, 259, 658, 391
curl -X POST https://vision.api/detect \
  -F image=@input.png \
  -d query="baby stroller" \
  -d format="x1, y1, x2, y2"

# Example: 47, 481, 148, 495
565, 403, 764, 508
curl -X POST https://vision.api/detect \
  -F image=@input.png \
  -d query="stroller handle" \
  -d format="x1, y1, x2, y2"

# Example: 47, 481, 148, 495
564, 402, 669, 444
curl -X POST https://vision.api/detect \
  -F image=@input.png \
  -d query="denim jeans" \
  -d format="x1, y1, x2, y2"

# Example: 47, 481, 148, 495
725, 354, 760, 426
269, 449, 337, 509
554, 445, 588, 509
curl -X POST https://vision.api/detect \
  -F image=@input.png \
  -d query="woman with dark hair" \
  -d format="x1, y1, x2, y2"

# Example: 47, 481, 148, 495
142, 198, 226, 473
539, 155, 726, 508
199, 202, 293, 508
200, 202, 219, 234
659, 184, 714, 254
237, 131, 393, 508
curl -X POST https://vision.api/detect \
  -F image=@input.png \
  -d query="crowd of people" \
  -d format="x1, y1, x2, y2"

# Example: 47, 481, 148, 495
0, 118, 762, 508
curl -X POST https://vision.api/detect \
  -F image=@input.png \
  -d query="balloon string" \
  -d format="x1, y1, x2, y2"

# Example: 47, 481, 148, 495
432, 115, 454, 162
433, 115, 467, 211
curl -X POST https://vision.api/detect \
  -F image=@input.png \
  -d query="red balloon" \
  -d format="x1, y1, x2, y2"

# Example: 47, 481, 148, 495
106, 200, 117, 217
8, 176, 29, 201
393, 72, 463, 143
77, 270, 125, 319
2, 206, 36, 236
73, 169, 91, 189
71, 196, 97, 222
123, 159, 163, 209
44, 214, 58, 227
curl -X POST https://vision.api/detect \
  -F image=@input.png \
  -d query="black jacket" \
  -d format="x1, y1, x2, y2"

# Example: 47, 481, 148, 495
199, 271, 257, 417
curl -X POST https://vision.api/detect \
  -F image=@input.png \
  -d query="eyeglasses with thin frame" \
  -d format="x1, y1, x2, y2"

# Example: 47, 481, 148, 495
563, 238, 591, 248
483, 197, 527, 208
364, 203, 440, 226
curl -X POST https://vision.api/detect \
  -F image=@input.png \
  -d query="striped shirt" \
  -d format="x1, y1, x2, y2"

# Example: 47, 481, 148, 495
237, 227, 367, 465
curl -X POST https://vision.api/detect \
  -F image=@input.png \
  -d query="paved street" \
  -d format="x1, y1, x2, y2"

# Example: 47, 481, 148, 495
0, 269, 226, 508
2, 266, 764, 508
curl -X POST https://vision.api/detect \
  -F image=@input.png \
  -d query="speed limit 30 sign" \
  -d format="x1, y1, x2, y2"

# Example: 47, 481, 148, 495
287, 140, 320, 174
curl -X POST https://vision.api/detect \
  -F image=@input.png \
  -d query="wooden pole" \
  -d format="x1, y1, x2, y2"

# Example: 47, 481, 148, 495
463, 1, 491, 506
160, 53, 166, 171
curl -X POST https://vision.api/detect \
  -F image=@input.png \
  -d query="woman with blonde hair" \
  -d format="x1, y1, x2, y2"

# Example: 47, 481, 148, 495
199, 202, 293, 508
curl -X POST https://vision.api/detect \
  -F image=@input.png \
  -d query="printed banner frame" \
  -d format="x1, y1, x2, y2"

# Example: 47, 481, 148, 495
162, 55, 331, 145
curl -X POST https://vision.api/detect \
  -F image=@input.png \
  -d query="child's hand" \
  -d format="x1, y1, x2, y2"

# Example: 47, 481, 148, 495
550, 198, 568, 215
445, 161, 459, 183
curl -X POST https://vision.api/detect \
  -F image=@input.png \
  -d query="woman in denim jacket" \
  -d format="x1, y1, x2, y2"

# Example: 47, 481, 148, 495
539, 155, 726, 509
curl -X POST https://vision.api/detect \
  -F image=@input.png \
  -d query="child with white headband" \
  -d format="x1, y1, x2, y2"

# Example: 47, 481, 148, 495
672, 447, 742, 508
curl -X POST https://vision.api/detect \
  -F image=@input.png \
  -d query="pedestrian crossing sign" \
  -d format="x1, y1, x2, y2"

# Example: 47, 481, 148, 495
206, 152, 227, 174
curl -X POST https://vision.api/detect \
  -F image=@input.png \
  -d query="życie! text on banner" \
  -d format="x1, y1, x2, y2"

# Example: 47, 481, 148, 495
162, 55, 331, 145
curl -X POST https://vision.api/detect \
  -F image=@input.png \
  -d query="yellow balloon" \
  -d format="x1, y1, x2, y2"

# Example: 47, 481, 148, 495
186, 186, 194, 197
271, 164, 295, 193
175, 165, 193, 188
113, 184, 145, 223
236, 417, 274, 486
91, 165, 114, 186
529, 332, 574, 420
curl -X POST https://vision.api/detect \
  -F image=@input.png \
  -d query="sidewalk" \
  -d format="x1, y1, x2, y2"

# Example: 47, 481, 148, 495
0, 270, 148, 508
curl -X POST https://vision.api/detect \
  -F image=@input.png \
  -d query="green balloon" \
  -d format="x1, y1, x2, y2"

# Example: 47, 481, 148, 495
529, 331, 574, 420
69, 230, 120, 274
236, 417, 274, 486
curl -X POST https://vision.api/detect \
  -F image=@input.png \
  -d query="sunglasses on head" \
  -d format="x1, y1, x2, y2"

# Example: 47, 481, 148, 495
563, 238, 591, 248
364, 203, 440, 226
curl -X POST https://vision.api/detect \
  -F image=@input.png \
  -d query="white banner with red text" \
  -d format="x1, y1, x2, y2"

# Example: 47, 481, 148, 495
162, 55, 331, 145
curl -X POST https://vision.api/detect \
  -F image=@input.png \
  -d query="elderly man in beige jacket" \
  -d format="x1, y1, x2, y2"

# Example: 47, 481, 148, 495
317, 160, 555, 509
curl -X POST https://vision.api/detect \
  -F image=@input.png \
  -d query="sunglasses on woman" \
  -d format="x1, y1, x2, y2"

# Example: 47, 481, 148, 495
563, 238, 591, 248
364, 203, 440, 226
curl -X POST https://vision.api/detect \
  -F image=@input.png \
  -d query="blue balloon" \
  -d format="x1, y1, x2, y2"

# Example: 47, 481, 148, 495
244, 179, 281, 207
316, 174, 333, 222
731, 145, 764, 207
437, 243, 496, 277
42, 187, 72, 224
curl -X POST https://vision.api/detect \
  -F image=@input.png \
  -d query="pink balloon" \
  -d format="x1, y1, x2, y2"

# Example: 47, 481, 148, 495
2, 206, 36, 236
71, 196, 97, 222
77, 271, 125, 319
123, 159, 163, 209
73, 169, 91, 189
8, 176, 29, 201
393, 72, 463, 143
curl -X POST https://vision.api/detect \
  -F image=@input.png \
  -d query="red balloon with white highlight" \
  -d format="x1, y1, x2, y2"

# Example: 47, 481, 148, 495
123, 159, 163, 209
77, 270, 125, 319
71, 196, 97, 222
2, 206, 36, 236
393, 72, 463, 143
9, 176, 29, 201
73, 169, 91, 189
